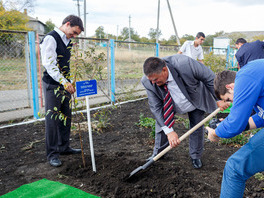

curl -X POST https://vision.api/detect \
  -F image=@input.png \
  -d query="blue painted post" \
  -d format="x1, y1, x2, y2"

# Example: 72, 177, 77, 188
231, 47, 234, 69
209, 47, 212, 52
110, 39, 115, 103
226, 45, 230, 69
155, 43, 160, 57
28, 31, 39, 119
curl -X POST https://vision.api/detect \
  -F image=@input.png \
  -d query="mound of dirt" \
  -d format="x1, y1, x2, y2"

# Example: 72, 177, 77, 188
0, 99, 263, 197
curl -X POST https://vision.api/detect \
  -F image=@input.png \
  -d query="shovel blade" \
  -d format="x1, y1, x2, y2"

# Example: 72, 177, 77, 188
124, 158, 154, 181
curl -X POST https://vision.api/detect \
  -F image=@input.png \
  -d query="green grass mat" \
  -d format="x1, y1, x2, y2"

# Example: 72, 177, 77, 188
1, 178, 100, 198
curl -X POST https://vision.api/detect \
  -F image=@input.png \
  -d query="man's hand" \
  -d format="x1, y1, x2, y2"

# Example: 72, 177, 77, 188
217, 100, 230, 111
205, 126, 220, 142
167, 131, 181, 148
64, 82, 76, 94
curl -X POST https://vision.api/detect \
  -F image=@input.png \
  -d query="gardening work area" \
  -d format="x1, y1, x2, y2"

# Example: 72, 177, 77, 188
1, 99, 264, 197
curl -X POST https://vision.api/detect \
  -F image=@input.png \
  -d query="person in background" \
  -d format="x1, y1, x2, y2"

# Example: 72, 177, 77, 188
40, 15, 84, 167
235, 38, 264, 68
141, 54, 228, 169
206, 59, 264, 197
178, 32, 205, 64
235, 38, 247, 49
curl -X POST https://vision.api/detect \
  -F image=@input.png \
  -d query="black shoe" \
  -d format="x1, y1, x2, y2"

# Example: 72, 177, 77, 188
49, 158, 62, 167
191, 158, 202, 169
61, 147, 81, 155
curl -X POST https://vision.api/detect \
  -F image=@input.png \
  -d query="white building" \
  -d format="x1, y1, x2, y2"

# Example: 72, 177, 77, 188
24, 9, 46, 35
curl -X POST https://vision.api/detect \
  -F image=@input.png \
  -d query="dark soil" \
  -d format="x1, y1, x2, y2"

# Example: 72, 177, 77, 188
1, 99, 264, 197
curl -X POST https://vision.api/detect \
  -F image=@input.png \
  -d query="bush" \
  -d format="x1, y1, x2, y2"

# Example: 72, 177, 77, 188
204, 52, 226, 73
220, 129, 260, 146
136, 114, 156, 139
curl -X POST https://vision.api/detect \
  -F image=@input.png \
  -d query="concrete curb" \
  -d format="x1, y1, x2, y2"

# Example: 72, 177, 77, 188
0, 97, 147, 130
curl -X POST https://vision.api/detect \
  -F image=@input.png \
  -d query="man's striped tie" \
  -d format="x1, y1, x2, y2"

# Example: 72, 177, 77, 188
163, 84, 175, 128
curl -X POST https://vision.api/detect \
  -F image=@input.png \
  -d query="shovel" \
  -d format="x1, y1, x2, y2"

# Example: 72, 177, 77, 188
125, 108, 220, 180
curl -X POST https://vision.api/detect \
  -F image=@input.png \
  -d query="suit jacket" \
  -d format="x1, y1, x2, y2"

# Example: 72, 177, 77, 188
141, 54, 217, 132
235, 40, 264, 68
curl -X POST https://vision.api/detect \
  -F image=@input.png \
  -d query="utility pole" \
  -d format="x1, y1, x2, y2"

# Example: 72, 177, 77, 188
129, 15, 131, 50
156, 0, 160, 43
116, 25, 119, 49
73, 0, 81, 18
166, 0, 180, 45
116, 25, 119, 40
77, 0, 80, 17
84, 0, 86, 37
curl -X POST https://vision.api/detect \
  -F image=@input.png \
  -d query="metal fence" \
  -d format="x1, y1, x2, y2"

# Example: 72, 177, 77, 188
113, 40, 156, 101
226, 46, 238, 70
0, 29, 230, 123
71, 37, 112, 105
159, 44, 180, 57
0, 30, 31, 113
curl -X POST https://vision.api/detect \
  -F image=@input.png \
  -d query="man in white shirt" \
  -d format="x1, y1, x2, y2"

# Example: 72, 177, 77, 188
40, 15, 83, 167
178, 32, 205, 64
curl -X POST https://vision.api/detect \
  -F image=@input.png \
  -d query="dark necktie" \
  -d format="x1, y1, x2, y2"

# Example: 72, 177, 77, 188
163, 83, 175, 128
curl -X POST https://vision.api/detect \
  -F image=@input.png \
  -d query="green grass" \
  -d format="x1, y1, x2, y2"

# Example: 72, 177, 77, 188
114, 47, 155, 79
0, 58, 28, 90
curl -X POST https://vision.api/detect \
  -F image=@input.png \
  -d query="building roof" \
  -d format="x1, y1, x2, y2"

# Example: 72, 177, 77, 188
23, 9, 46, 27
28, 16, 46, 27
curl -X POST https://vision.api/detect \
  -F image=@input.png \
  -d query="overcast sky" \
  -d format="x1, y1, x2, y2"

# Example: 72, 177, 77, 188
30, 0, 264, 39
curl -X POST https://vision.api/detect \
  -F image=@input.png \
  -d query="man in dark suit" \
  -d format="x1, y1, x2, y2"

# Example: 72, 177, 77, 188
141, 54, 228, 168
41, 15, 84, 167
235, 38, 264, 68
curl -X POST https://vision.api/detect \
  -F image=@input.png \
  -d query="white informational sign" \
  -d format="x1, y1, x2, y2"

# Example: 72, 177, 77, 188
76, 80, 97, 172
213, 37, 231, 55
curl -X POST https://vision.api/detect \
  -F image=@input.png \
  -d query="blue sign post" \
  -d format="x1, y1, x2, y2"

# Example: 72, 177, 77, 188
76, 79, 97, 172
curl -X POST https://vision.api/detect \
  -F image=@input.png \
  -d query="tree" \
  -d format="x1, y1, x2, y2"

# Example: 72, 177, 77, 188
45, 19, 55, 34
159, 38, 169, 45
179, 34, 195, 45
105, 33, 116, 39
148, 28, 162, 41
202, 31, 225, 46
203, 35, 214, 46
167, 35, 178, 45
2, 0, 35, 13
0, 2, 29, 31
140, 37, 150, 43
214, 31, 225, 37
227, 32, 246, 45
95, 26, 105, 39
120, 27, 140, 42
0, 2, 30, 59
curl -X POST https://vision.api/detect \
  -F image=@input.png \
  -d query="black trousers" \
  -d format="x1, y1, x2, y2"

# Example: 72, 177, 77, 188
43, 81, 72, 160
187, 109, 205, 159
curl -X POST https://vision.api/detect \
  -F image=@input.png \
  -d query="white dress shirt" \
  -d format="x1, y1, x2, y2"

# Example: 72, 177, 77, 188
179, 40, 204, 61
162, 67, 195, 134
40, 27, 71, 85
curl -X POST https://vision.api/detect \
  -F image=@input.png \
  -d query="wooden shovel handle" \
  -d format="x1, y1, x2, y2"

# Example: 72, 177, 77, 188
153, 108, 221, 161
